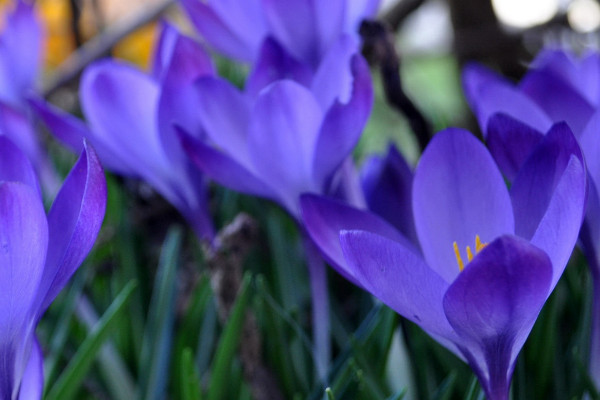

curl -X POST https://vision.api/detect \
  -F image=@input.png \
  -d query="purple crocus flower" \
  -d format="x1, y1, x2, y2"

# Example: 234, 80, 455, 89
30, 24, 215, 240
0, 135, 106, 399
179, 35, 373, 220
463, 48, 600, 387
179, 0, 380, 68
302, 125, 586, 399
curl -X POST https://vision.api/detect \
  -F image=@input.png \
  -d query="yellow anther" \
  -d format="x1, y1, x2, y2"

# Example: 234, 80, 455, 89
453, 241, 465, 272
466, 246, 474, 262
475, 235, 487, 252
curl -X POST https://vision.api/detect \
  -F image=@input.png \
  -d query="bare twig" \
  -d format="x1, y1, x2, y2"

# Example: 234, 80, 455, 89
360, 20, 432, 152
204, 214, 285, 400
43, 0, 175, 97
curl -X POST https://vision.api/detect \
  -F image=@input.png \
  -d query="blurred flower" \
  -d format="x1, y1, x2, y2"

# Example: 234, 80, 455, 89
30, 23, 215, 240
302, 126, 586, 399
463, 48, 600, 386
178, 0, 380, 68
0, 136, 106, 399
179, 35, 373, 219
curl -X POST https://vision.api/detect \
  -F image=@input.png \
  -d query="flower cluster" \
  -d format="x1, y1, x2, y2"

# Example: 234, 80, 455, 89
4, 0, 600, 398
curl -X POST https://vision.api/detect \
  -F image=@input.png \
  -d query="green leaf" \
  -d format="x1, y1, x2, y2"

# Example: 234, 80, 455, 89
326, 387, 336, 400
181, 348, 203, 400
45, 280, 137, 400
207, 273, 252, 400
137, 226, 182, 400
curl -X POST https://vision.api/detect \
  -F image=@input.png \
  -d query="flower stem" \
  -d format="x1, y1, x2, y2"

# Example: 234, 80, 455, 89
303, 233, 330, 384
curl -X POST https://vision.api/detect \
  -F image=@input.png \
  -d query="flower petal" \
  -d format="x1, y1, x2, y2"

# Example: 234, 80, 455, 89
193, 76, 253, 166
311, 54, 373, 189
28, 97, 85, 154
462, 64, 552, 136
413, 128, 514, 283
0, 182, 47, 336
340, 230, 457, 346
486, 113, 544, 181
361, 145, 417, 245
443, 235, 552, 399
156, 28, 214, 164
36, 142, 106, 314
81, 60, 173, 195
0, 1, 41, 107
344, 0, 380, 32
17, 337, 43, 400
248, 80, 324, 211
179, 0, 265, 61
245, 37, 313, 98
300, 194, 412, 285
519, 68, 595, 136
178, 128, 276, 200
0, 136, 39, 195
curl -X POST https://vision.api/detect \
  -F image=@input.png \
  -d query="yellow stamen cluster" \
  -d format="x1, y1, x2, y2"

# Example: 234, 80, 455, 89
453, 235, 487, 272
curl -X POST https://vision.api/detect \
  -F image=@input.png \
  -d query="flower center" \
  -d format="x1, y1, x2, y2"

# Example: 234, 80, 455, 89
453, 235, 487, 272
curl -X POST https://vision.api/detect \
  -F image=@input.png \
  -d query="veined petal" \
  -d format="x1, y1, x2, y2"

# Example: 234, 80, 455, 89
413, 128, 514, 283
193, 77, 252, 166
340, 230, 457, 345
17, 337, 43, 400
0, 136, 39, 195
486, 113, 544, 181
311, 54, 373, 189
300, 194, 412, 286
519, 68, 595, 136
443, 235, 552, 400
0, 182, 46, 337
579, 110, 600, 198
36, 142, 106, 314
361, 145, 418, 245
248, 80, 323, 204
245, 37, 313, 98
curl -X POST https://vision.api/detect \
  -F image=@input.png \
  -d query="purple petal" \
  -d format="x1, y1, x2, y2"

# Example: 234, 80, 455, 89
443, 235, 552, 399
178, 128, 276, 200
17, 337, 43, 400
361, 145, 418, 246
510, 122, 582, 240
413, 128, 514, 283
311, 54, 373, 188
193, 77, 252, 166
245, 37, 313, 98
0, 182, 47, 336
525, 148, 587, 289
300, 194, 413, 286
580, 110, 600, 198
519, 68, 595, 136
81, 61, 173, 193
0, 136, 39, 195
248, 80, 324, 210
0, 0, 42, 107
486, 113, 545, 181
462, 64, 553, 136
36, 142, 106, 314
150, 20, 179, 81
262, 0, 344, 67
156, 29, 214, 163
310, 35, 358, 110
340, 230, 458, 346
179, 0, 265, 61
28, 97, 85, 155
